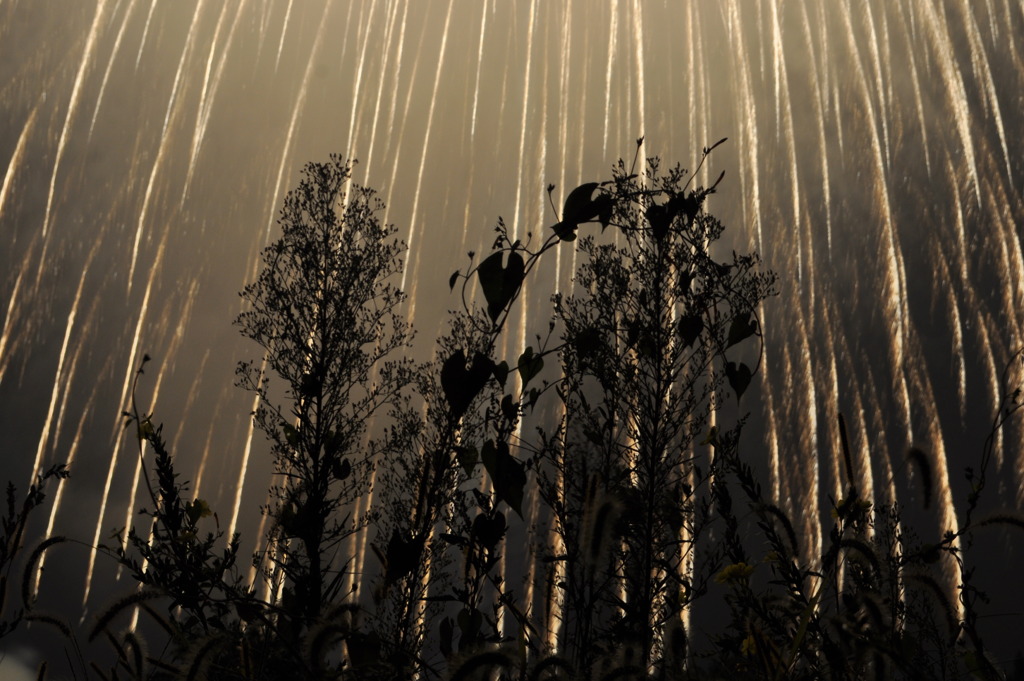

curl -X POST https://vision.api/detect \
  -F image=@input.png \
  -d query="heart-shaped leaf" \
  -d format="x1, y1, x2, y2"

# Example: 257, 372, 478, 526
480, 440, 527, 517
477, 251, 525, 322
725, 361, 752, 400
454, 445, 478, 475
440, 617, 454, 658
383, 530, 425, 584
647, 202, 671, 241
726, 312, 757, 348
492, 361, 509, 389
441, 350, 494, 418
517, 346, 544, 387
678, 314, 704, 348
500, 394, 518, 423
472, 511, 506, 551
457, 608, 484, 651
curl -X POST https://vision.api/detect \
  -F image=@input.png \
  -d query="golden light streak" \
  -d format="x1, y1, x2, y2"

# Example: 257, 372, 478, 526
724, 0, 763, 256
84, 235, 167, 606
89, 0, 140, 141
227, 376, 263, 542
601, 0, 619, 158
260, 0, 331, 245
274, 0, 294, 72
400, 0, 455, 302
361, 0, 403, 178
183, 0, 249, 200
134, 0, 158, 70
41, 0, 110, 240
953, 0, 1013, 188
0, 105, 37, 223
914, 0, 982, 205
28, 240, 101, 485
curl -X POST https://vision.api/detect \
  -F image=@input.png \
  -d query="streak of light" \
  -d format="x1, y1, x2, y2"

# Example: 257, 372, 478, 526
275, 0, 294, 72
954, 0, 1013, 188
27, 239, 101, 485
34, 357, 107, 596
0, 107, 38, 385
170, 346, 212, 477
906, 337, 962, 617
914, 1, 981, 205
0, 105, 38, 222
862, 2, 892, 170
725, 0, 763, 257
0, 264, 27, 390
631, 0, 646, 161
127, 2, 208, 292
795, 0, 835, 257
601, 0, 619, 158
379, 0, 416, 234
469, 0, 488, 143
117, 278, 198, 576
261, 2, 331, 246
227, 367, 264, 543
361, 0, 402, 178
836, 0, 913, 448
769, 0, 803, 275
183, 0, 252, 203
400, 0, 455, 306
134, 0, 158, 70
89, 0, 139, 141
83, 234, 167, 606
342, 1, 376, 161
795, 314, 822, 566
41, 0, 110, 239
902, 11, 933, 178
930, 217, 968, 421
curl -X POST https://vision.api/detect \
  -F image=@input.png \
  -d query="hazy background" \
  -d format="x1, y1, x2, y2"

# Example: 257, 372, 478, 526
2, 0, 1023, 669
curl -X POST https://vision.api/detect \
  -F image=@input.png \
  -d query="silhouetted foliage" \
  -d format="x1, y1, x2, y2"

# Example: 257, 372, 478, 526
536, 142, 775, 672
15, 144, 1024, 681
235, 156, 416, 641
0, 462, 67, 640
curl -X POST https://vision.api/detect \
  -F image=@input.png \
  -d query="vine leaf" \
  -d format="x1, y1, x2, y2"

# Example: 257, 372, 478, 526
552, 182, 611, 240
517, 346, 544, 387
454, 445, 478, 475
493, 361, 510, 389
478, 251, 525, 322
472, 511, 507, 552
726, 312, 757, 348
726, 361, 752, 401
678, 314, 704, 348
382, 530, 425, 584
500, 394, 518, 423
441, 350, 494, 418
480, 440, 527, 517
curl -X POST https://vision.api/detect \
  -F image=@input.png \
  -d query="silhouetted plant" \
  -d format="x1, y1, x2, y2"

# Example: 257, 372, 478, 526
0, 461, 67, 641
235, 155, 417, 644
23, 144, 1024, 681
111, 356, 242, 634
529, 139, 776, 673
